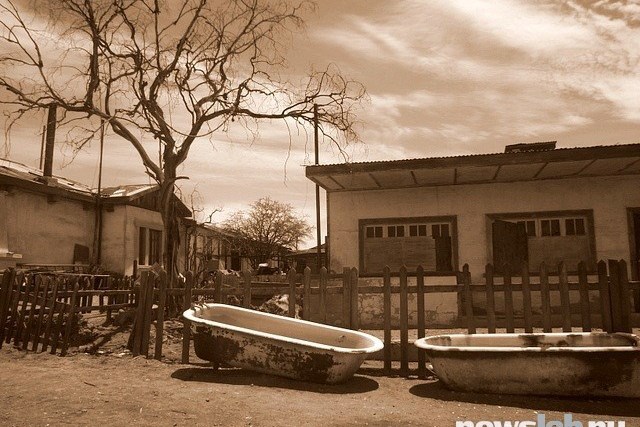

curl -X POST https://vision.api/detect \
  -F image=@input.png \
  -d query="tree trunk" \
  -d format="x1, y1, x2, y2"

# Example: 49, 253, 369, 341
158, 166, 180, 285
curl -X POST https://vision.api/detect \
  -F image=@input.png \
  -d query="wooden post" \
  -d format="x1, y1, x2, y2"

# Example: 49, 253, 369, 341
521, 261, 533, 333
577, 262, 591, 332
462, 264, 475, 334
243, 270, 253, 309
485, 264, 496, 333
140, 272, 155, 357
288, 268, 297, 318
416, 265, 426, 379
41, 282, 59, 352
60, 282, 79, 356
319, 267, 327, 324
303, 267, 311, 321
132, 272, 148, 356
14, 275, 32, 348
597, 260, 612, 332
608, 260, 623, 332
181, 272, 193, 364
341, 267, 351, 327
540, 262, 552, 332
383, 266, 391, 374
33, 278, 50, 351
558, 262, 571, 332
617, 260, 632, 333
0, 269, 16, 347
350, 268, 359, 330
154, 270, 168, 360
22, 276, 42, 350
214, 270, 223, 303
4, 272, 21, 345
399, 266, 409, 376
503, 266, 514, 333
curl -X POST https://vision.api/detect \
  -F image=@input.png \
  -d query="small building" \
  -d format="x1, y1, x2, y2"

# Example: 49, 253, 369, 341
306, 142, 640, 281
286, 244, 326, 274
0, 158, 190, 275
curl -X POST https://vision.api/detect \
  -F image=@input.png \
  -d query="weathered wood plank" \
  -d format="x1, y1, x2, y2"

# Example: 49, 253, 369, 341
350, 268, 359, 330
462, 264, 475, 334
342, 267, 351, 328
60, 282, 79, 356
383, 266, 391, 374
577, 261, 591, 332
303, 267, 311, 321
485, 264, 496, 333
521, 261, 533, 333
154, 270, 168, 360
181, 272, 194, 364
558, 262, 571, 332
41, 282, 59, 352
416, 265, 426, 379
288, 268, 297, 318
319, 267, 327, 324
540, 262, 552, 332
399, 266, 409, 376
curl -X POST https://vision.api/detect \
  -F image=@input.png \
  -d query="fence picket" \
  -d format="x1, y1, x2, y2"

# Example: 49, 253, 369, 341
244, 270, 253, 309
399, 266, 409, 376
383, 266, 391, 374
597, 261, 612, 333
617, 260, 632, 333
540, 262, 552, 332
41, 282, 59, 352
503, 266, 514, 333
521, 261, 533, 333
154, 270, 168, 360
22, 276, 42, 350
416, 265, 426, 379
181, 272, 193, 364
462, 264, 475, 334
485, 264, 496, 333
558, 262, 571, 332
342, 267, 351, 327
577, 262, 591, 332
33, 278, 50, 351
319, 267, 327, 324
288, 268, 297, 318
60, 282, 79, 356
303, 267, 312, 321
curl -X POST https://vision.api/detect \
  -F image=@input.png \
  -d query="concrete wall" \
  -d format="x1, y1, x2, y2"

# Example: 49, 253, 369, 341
327, 175, 640, 281
100, 205, 163, 276
1, 189, 94, 265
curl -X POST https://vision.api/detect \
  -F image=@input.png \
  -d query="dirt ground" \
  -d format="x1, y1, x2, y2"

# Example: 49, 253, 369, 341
1, 314, 639, 427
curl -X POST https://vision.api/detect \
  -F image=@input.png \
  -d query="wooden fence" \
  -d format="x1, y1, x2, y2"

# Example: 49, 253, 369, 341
0, 269, 136, 355
2, 259, 637, 380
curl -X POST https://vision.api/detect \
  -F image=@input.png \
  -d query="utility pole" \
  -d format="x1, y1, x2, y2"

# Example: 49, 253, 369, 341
314, 104, 322, 272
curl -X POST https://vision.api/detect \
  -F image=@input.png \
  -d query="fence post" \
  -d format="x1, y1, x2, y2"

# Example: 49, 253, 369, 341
577, 262, 591, 332
597, 260, 612, 332
303, 267, 312, 321
341, 267, 351, 327
485, 264, 496, 333
0, 268, 16, 348
503, 266, 514, 333
521, 261, 533, 333
141, 272, 156, 357
416, 265, 426, 379
214, 270, 223, 303
288, 268, 297, 318
617, 260, 632, 333
181, 271, 193, 364
41, 282, 59, 353
399, 266, 409, 376
243, 270, 253, 309
540, 262, 552, 333
33, 277, 50, 351
319, 267, 327, 323
154, 270, 168, 360
350, 268, 359, 330
383, 266, 391, 374
60, 281, 79, 356
22, 276, 43, 350
462, 264, 475, 334
558, 262, 571, 332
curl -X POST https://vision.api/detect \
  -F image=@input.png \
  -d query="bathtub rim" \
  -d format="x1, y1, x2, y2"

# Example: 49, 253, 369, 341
184, 303, 384, 354
414, 332, 640, 353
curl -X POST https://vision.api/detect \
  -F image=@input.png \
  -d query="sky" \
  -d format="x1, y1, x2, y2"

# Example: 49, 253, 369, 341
2, 0, 640, 248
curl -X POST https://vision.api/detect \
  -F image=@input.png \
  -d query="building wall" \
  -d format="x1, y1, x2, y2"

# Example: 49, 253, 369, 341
327, 175, 640, 280
2, 189, 95, 265
100, 205, 127, 274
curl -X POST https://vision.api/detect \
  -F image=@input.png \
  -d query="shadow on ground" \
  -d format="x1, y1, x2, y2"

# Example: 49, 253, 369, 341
171, 367, 379, 394
409, 380, 640, 417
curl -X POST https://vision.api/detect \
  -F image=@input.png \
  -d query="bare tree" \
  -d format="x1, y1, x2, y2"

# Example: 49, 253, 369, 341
224, 196, 311, 268
0, 0, 365, 278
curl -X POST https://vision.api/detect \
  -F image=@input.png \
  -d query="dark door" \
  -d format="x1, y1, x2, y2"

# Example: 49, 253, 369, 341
492, 220, 528, 274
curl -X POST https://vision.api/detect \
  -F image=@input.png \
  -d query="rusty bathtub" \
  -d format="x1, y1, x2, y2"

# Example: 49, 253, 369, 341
184, 303, 383, 384
414, 332, 640, 397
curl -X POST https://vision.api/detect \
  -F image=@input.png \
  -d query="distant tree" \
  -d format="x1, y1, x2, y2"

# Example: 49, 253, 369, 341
0, 0, 365, 279
224, 197, 311, 268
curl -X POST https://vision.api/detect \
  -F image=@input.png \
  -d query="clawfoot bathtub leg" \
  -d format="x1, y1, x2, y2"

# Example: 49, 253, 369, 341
212, 362, 220, 371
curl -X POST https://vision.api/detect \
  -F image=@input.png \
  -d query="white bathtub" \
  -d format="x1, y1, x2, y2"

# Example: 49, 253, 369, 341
414, 332, 640, 397
184, 303, 383, 384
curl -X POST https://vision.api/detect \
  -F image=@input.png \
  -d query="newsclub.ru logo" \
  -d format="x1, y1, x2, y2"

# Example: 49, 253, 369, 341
456, 413, 625, 427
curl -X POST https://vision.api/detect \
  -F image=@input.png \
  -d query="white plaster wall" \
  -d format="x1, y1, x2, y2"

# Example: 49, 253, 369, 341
3, 191, 94, 264
100, 205, 127, 274
327, 175, 640, 280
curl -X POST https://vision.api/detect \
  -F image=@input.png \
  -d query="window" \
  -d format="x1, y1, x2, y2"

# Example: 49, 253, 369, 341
361, 217, 456, 273
366, 226, 383, 238
491, 211, 594, 273
139, 227, 162, 266
387, 225, 405, 237
409, 224, 428, 237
